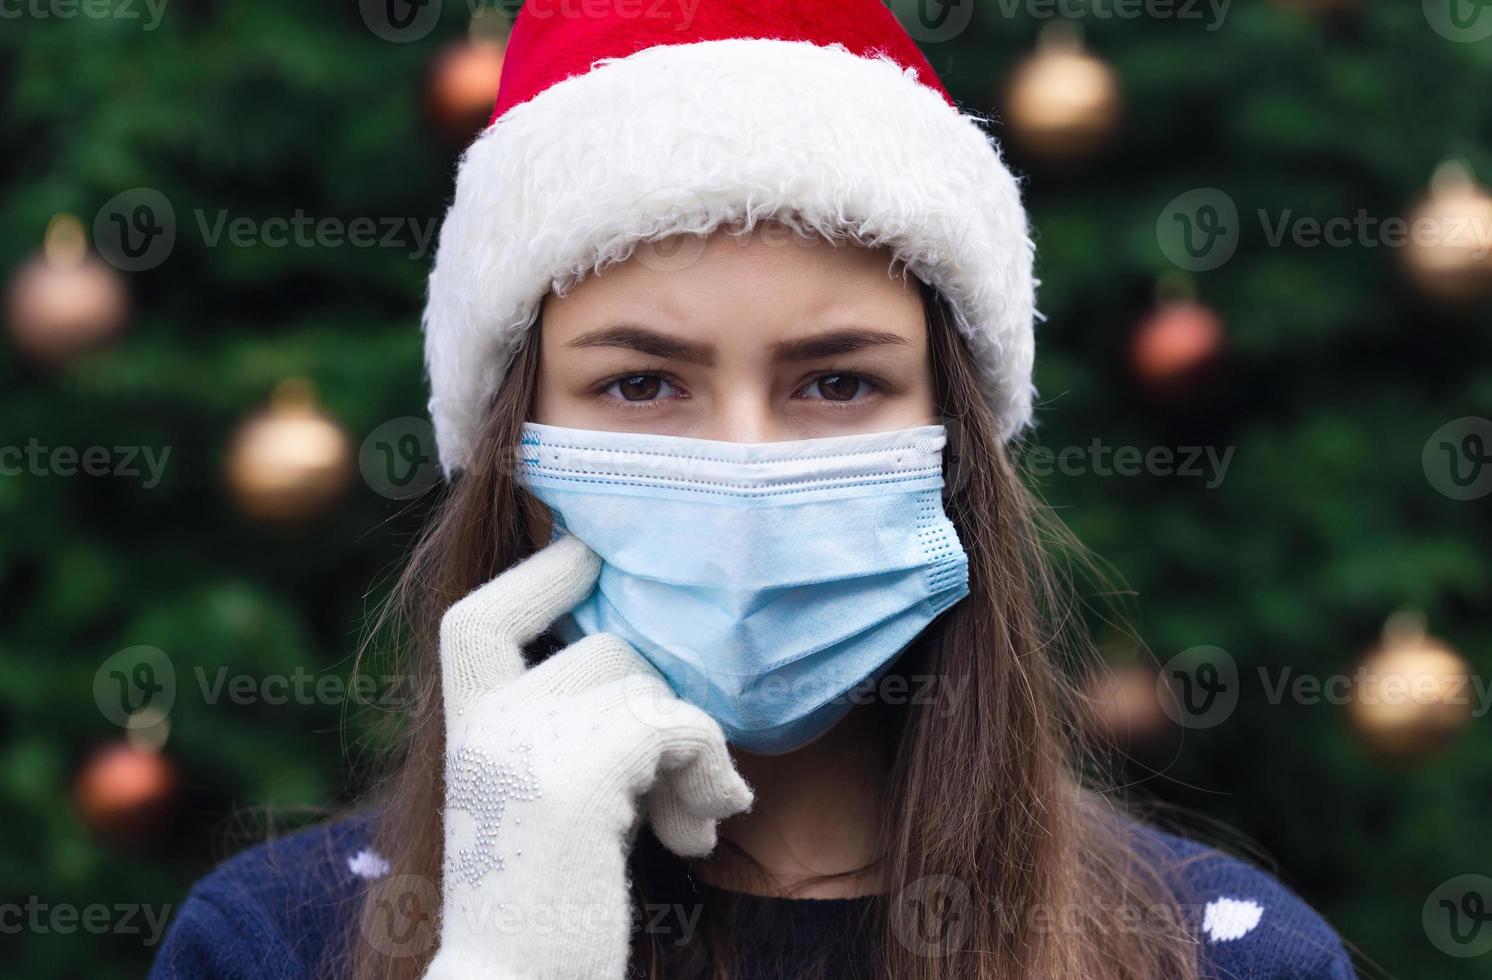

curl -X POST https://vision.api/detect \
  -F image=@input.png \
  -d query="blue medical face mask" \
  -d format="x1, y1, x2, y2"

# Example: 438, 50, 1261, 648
515, 421, 970, 755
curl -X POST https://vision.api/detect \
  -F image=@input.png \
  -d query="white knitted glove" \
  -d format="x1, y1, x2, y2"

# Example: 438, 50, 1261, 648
422, 533, 753, 980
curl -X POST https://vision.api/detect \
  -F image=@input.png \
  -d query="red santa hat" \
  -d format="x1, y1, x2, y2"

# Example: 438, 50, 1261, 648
424, 0, 1037, 473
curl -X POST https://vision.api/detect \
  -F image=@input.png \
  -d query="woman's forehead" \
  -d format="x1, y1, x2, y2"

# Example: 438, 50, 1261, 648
543, 225, 919, 330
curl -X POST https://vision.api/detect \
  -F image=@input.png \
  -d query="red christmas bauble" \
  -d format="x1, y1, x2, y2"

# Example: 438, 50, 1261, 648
1130, 300, 1225, 392
74, 743, 177, 841
427, 38, 508, 144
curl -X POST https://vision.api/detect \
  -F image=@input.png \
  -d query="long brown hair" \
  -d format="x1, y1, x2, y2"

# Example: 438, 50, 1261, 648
346, 278, 1201, 979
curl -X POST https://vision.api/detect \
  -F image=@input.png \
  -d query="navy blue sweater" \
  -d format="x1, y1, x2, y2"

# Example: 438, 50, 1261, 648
149, 817, 1355, 978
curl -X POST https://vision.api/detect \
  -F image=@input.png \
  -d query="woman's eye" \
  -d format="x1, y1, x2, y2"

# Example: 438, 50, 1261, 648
799, 373, 873, 402
603, 374, 679, 402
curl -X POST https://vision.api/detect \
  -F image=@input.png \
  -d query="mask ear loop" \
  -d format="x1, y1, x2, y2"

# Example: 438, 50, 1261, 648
940, 417, 965, 504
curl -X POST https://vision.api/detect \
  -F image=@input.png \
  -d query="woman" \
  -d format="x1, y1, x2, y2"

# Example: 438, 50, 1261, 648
151, 2, 1355, 978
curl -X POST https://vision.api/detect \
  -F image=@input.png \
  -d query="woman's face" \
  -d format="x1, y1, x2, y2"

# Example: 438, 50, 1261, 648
533, 225, 937, 440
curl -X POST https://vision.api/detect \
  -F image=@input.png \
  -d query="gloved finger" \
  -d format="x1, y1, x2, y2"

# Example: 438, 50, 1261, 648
642, 702, 754, 822
518, 632, 660, 698
646, 781, 720, 858
439, 533, 600, 709
587, 675, 745, 809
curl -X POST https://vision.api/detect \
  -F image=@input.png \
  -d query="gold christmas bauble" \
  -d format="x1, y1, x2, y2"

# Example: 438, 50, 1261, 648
6, 214, 128, 364
427, 36, 507, 144
226, 379, 354, 523
1349, 612, 1473, 761
1401, 161, 1492, 304
1003, 27, 1122, 163
1085, 662, 1170, 745
74, 742, 177, 841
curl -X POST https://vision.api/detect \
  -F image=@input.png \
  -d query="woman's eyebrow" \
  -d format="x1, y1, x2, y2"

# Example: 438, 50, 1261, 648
565, 324, 910, 365
566, 324, 715, 365
770, 329, 911, 362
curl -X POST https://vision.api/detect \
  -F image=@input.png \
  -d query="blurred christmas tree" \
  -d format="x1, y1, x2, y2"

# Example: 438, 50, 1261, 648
2, 2, 1489, 977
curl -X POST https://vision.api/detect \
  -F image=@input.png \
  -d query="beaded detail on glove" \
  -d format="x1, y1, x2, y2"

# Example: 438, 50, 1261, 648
443, 741, 541, 887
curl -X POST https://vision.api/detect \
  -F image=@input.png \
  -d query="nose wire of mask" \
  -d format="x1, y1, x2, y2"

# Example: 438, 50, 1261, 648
515, 422, 971, 755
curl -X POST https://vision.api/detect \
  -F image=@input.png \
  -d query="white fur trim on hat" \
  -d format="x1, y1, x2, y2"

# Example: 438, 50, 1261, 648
423, 37, 1037, 473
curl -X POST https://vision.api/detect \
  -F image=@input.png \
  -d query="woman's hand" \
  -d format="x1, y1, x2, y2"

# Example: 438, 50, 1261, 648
422, 534, 753, 980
